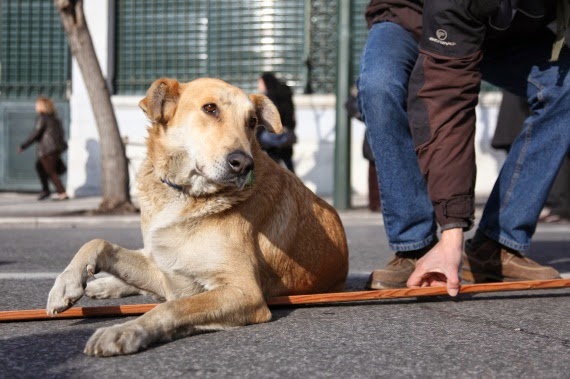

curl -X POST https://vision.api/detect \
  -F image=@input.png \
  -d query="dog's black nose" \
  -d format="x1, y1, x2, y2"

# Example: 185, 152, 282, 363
227, 151, 254, 175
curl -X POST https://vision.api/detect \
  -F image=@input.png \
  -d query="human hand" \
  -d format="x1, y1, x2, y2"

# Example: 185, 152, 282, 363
17, 147, 23, 154
407, 228, 463, 296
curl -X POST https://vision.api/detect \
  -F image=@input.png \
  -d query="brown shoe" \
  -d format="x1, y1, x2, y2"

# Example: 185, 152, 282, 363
366, 243, 436, 290
462, 231, 561, 283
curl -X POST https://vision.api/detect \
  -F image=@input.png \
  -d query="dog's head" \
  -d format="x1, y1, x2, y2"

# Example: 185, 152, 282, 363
139, 78, 282, 196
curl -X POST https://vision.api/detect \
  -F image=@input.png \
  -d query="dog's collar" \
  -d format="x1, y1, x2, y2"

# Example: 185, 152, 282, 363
161, 178, 184, 191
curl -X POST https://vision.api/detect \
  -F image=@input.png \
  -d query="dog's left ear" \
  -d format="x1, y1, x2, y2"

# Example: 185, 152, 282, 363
139, 78, 181, 125
249, 94, 283, 134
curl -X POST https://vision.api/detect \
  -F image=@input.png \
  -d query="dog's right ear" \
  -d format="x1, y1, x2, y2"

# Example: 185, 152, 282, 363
139, 78, 181, 125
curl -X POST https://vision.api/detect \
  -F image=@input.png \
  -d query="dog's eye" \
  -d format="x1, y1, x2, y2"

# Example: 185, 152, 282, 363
248, 117, 257, 129
202, 103, 218, 115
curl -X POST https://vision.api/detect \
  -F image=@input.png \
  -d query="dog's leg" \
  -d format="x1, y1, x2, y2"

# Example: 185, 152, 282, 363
85, 275, 154, 299
83, 285, 272, 356
47, 239, 167, 315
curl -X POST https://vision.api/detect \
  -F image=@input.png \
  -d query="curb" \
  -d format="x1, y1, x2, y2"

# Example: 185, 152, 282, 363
0, 216, 140, 228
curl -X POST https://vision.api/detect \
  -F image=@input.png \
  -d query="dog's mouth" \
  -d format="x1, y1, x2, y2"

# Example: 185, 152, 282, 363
235, 170, 254, 190
195, 164, 253, 191
218, 170, 254, 190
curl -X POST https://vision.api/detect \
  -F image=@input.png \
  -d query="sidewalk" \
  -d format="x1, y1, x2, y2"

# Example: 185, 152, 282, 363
0, 192, 360, 228
0, 192, 139, 228
1, 191, 565, 232
0, 191, 376, 223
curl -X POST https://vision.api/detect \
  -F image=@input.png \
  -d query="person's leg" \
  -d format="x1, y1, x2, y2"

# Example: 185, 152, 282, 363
480, 32, 570, 250
35, 159, 51, 199
265, 149, 281, 165
281, 147, 295, 173
357, 22, 437, 289
368, 161, 380, 212
40, 153, 67, 195
543, 156, 570, 220
357, 21, 436, 252
463, 31, 569, 282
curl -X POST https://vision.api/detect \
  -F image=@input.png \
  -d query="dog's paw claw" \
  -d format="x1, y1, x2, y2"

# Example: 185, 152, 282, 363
84, 323, 150, 357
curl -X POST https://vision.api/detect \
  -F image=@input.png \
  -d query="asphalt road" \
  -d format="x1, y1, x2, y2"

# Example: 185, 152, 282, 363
0, 212, 569, 378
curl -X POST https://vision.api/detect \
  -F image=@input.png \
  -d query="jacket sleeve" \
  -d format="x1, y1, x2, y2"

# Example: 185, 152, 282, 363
20, 116, 47, 150
407, 0, 496, 231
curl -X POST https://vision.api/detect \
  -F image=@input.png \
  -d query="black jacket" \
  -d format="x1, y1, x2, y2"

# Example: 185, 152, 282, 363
407, 0, 558, 230
20, 114, 67, 158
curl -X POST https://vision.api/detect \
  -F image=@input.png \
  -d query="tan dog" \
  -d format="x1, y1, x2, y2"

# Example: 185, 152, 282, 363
46, 78, 348, 356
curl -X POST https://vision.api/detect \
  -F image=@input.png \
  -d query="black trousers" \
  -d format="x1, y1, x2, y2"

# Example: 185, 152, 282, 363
36, 153, 66, 194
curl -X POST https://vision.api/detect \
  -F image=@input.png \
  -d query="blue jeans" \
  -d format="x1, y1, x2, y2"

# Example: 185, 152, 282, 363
358, 22, 570, 252
479, 32, 570, 251
357, 22, 437, 251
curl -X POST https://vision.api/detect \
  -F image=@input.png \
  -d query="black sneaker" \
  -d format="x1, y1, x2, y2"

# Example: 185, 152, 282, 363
37, 191, 51, 201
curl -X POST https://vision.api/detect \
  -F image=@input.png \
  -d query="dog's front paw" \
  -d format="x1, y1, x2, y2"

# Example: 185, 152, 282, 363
46, 268, 90, 315
84, 323, 150, 357
85, 276, 143, 299
86, 276, 122, 299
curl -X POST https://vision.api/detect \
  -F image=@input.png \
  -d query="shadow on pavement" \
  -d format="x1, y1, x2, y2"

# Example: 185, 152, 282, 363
0, 328, 93, 377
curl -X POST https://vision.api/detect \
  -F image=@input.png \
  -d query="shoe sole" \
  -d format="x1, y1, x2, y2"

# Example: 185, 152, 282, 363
366, 280, 408, 290
461, 269, 559, 283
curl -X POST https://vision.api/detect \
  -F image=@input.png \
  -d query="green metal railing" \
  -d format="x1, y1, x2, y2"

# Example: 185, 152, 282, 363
0, 0, 70, 99
114, 0, 369, 95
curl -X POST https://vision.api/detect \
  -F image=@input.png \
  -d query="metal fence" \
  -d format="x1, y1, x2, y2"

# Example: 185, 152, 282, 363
114, 0, 370, 95
0, 0, 70, 100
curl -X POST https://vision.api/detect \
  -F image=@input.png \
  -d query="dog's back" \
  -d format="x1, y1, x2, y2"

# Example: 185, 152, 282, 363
235, 145, 348, 297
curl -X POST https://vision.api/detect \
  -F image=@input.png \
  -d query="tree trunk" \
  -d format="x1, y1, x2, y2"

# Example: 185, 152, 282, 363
54, 0, 135, 213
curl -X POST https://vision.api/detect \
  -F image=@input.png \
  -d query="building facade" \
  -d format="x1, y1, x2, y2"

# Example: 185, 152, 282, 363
0, 0, 505, 201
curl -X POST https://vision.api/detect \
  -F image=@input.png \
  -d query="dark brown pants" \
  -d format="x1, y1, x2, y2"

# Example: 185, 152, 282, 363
36, 153, 66, 194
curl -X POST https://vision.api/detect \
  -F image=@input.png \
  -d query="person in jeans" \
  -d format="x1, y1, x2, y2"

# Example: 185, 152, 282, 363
19, 96, 69, 201
493, 90, 570, 224
358, 0, 567, 295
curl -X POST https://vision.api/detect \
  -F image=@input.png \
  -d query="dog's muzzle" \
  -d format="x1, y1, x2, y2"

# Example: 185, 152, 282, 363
227, 151, 254, 176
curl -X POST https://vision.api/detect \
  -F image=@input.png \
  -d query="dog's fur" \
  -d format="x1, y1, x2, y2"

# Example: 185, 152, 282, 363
46, 78, 348, 356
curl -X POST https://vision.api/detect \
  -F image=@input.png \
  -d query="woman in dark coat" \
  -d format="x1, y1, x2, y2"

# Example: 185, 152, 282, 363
257, 72, 297, 173
19, 96, 68, 200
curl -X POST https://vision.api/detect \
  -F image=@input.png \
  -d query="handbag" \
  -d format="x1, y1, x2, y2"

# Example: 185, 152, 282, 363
56, 158, 67, 175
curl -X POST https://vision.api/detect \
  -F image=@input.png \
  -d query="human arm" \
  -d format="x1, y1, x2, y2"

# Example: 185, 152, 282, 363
20, 115, 47, 151
406, 1, 499, 294
407, 0, 498, 231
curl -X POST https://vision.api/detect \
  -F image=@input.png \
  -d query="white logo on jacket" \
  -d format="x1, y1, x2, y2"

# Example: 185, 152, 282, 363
429, 28, 456, 46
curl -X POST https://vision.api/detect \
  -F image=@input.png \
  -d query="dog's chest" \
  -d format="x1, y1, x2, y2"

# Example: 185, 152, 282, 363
143, 203, 231, 291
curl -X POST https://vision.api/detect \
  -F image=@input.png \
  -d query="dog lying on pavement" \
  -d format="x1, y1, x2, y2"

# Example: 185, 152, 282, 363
46, 78, 349, 356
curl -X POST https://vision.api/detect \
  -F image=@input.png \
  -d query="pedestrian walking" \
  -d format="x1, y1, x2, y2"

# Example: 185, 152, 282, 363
18, 96, 69, 201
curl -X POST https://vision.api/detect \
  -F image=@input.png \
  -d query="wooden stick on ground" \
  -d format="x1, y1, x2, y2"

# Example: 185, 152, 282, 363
1, 278, 569, 323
